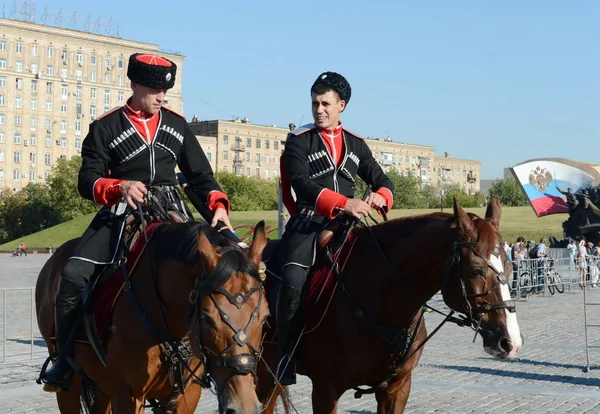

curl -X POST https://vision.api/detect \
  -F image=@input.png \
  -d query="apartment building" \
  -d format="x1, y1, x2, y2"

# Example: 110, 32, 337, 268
190, 119, 481, 193
0, 18, 183, 191
189, 118, 290, 180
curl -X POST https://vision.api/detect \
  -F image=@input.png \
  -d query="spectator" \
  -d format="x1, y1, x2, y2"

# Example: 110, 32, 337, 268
19, 242, 27, 257
591, 242, 600, 288
535, 237, 548, 293
566, 238, 576, 268
511, 237, 527, 295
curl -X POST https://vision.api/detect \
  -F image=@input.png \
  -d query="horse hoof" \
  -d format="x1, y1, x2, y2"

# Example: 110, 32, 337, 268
43, 383, 62, 393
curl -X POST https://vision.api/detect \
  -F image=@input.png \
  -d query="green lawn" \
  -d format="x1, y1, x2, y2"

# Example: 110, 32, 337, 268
0, 206, 567, 251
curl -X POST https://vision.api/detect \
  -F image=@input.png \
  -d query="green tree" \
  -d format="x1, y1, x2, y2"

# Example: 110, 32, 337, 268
20, 183, 63, 235
47, 156, 99, 220
488, 178, 529, 207
214, 172, 278, 211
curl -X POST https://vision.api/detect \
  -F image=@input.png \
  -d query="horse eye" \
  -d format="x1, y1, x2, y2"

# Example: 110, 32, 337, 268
201, 313, 216, 328
471, 267, 484, 276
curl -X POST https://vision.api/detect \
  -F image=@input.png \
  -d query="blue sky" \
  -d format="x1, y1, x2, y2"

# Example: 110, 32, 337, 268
12, 1, 598, 179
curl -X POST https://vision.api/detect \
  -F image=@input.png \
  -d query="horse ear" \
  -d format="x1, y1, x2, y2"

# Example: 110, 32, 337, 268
248, 220, 267, 265
198, 231, 219, 271
485, 196, 502, 230
453, 197, 476, 240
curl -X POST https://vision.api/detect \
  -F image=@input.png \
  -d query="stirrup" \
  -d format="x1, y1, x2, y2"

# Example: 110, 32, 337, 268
276, 355, 297, 385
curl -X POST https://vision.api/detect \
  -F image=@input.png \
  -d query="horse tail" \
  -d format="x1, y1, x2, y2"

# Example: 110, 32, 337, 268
80, 377, 98, 414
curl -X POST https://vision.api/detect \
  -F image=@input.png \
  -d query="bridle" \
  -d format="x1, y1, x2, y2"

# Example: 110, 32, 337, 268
443, 240, 516, 339
187, 259, 266, 397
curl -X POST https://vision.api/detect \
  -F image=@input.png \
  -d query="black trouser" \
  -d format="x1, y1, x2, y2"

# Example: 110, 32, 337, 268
277, 216, 325, 355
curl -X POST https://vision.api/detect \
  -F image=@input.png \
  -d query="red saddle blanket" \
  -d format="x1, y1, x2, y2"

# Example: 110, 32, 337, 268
50, 223, 162, 345
265, 233, 358, 340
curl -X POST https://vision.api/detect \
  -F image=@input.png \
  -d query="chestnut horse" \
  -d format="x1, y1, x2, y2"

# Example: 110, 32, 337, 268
36, 220, 269, 414
259, 197, 523, 413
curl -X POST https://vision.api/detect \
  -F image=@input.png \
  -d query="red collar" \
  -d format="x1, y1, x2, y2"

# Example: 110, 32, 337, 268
318, 122, 343, 137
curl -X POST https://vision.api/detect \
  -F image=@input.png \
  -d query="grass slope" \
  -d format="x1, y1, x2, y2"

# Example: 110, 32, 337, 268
0, 206, 567, 251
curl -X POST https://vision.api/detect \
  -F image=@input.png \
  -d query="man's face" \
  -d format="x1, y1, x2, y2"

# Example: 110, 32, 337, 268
311, 90, 345, 130
131, 83, 168, 115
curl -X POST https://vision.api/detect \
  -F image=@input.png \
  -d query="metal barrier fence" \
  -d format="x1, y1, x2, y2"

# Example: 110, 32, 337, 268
0, 288, 47, 363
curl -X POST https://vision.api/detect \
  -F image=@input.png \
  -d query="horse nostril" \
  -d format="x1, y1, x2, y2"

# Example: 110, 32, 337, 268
225, 410, 237, 414
498, 337, 511, 353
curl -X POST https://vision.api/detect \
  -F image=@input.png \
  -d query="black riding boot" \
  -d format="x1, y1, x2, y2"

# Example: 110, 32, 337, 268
276, 283, 302, 385
42, 278, 82, 390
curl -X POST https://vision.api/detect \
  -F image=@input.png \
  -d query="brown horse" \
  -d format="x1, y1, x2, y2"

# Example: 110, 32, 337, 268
259, 197, 523, 413
36, 220, 269, 414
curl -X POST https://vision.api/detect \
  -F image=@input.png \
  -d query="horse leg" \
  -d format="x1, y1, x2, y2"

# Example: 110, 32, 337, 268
55, 373, 82, 414
311, 382, 343, 414
110, 389, 145, 414
375, 373, 412, 414
170, 382, 202, 414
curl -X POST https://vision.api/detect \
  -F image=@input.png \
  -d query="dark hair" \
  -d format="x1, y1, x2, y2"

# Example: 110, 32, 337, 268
517, 237, 525, 243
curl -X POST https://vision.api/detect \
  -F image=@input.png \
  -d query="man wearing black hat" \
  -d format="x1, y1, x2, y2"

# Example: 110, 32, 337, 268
277, 71, 394, 385
40, 53, 232, 390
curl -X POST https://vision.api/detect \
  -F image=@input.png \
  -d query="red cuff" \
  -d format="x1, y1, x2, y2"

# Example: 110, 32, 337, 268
93, 178, 124, 206
316, 189, 348, 219
207, 191, 230, 214
376, 187, 394, 213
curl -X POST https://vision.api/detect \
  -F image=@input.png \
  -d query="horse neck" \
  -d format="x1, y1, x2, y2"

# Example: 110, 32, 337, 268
362, 214, 456, 325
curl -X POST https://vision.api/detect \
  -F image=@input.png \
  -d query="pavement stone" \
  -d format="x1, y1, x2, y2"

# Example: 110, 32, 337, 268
0, 253, 599, 413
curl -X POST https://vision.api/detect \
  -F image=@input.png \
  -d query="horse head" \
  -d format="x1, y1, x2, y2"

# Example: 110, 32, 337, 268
194, 221, 269, 414
444, 196, 523, 360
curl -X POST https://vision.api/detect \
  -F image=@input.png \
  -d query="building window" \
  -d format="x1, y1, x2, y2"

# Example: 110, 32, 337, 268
246, 138, 251, 148
0, 95, 5, 106
255, 153, 260, 162
118, 75, 124, 85
206, 152, 212, 162
60, 120, 67, 133
105, 57, 111, 68
15, 60, 22, 72
0, 59, 6, 70
91, 88, 97, 99
13, 169, 20, 181
47, 46, 53, 58
75, 69, 82, 81
46, 82, 53, 93
15, 96, 22, 108
14, 151, 20, 163
223, 135, 229, 145
104, 73, 110, 84
90, 105, 96, 117
76, 51, 83, 64
273, 156, 278, 164
223, 166, 228, 172
29, 170, 35, 182
0, 150, 3, 160
0, 133, 3, 144
61, 49, 68, 61
15, 115, 21, 127
30, 63, 38, 74
90, 71, 97, 82
256, 139, 261, 148
45, 136, 51, 147
60, 137, 67, 148
45, 100, 52, 111
256, 168, 260, 176
0, 76, 5, 87
15, 42, 22, 53
274, 141, 279, 151
76, 103, 82, 115
0, 41, 6, 51
104, 90, 110, 105
30, 134, 36, 145
30, 116, 36, 129
246, 152, 251, 161
265, 140, 270, 150
0, 168, 3, 180
61, 84, 68, 97
0, 113, 4, 124
75, 121, 81, 134
90, 55, 96, 65
76, 86, 82, 99
14, 134, 21, 144
264, 155, 269, 164
118, 91, 124, 102
31, 44, 37, 56
75, 138, 81, 149
118, 59, 124, 69
46, 65, 53, 76
61, 104, 67, 113
223, 150, 229, 160
30, 99, 37, 110
45, 154, 51, 165
264, 169, 269, 178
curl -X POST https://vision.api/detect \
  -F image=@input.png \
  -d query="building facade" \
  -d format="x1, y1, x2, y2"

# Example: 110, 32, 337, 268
189, 118, 290, 180
191, 119, 482, 193
0, 18, 183, 191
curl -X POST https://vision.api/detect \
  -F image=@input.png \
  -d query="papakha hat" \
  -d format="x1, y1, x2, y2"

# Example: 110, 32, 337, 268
127, 53, 177, 90
311, 71, 351, 104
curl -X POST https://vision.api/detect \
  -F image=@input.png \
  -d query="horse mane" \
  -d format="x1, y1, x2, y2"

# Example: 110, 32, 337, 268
354, 211, 499, 257
148, 221, 259, 289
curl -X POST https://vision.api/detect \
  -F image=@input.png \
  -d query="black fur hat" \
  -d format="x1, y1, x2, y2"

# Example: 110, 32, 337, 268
311, 71, 351, 104
127, 53, 177, 90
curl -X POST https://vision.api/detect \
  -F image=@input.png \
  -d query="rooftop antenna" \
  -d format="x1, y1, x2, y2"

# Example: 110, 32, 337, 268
69, 10, 76, 29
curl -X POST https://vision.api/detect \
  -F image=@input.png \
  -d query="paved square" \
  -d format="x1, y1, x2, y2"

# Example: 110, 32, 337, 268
0, 254, 599, 413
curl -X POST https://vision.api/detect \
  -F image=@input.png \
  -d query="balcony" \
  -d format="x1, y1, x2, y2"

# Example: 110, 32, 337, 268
233, 159, 243, 165
467, 174, 477, 184
231, 145, 245, 152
